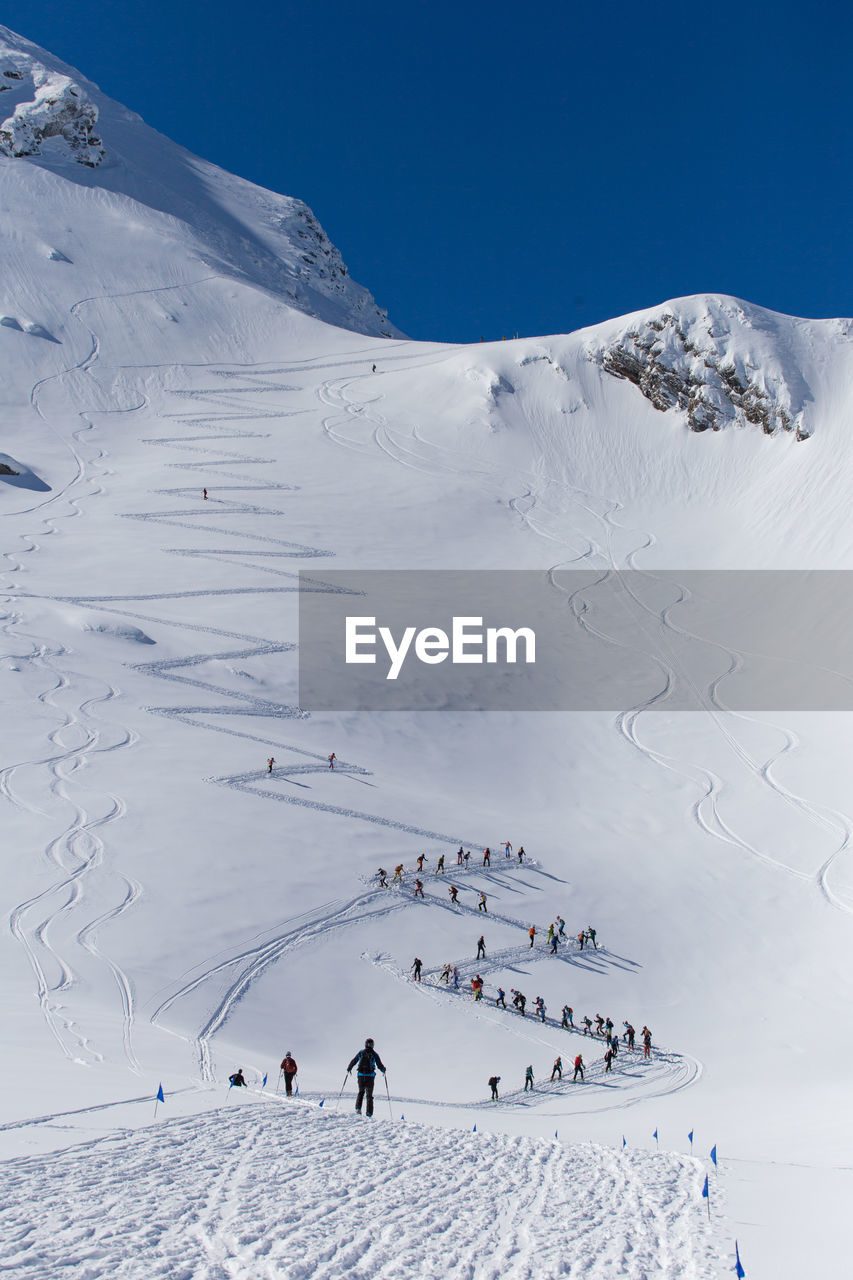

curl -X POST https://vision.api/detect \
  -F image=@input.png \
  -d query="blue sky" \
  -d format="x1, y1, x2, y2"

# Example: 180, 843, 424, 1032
6, 1, 850, 342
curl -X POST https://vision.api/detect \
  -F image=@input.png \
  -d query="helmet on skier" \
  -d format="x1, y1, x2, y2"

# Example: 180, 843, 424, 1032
365, 1038, 374, 1047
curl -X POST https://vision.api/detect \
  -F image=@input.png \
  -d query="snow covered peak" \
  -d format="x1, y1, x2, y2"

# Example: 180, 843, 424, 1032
587, 293, 831, 439
0, 25, 399, 338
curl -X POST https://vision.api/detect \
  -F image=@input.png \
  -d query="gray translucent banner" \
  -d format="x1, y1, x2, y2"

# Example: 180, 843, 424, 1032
298, 570, 853, 712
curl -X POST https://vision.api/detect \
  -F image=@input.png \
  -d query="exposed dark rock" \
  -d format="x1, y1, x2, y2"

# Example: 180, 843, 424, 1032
595, 313, 806, 438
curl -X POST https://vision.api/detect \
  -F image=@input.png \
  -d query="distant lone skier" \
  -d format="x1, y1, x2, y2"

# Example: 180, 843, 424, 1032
267, 757, 275, 774
411, 957, 423, 981
347, 1037, 386, 1118
280, 1052, 298, 1096
229, 1069, 247, 1088
489, 1074, 501, 1101
328, 753, 336, 769
203, 487, 208, 500
529, 925, 536, 949
372, 364, 377, 373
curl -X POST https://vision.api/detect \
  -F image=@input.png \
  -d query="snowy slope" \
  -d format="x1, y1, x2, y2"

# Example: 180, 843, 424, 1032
3, 24, 853, 1280
1, 1099, 720, 1279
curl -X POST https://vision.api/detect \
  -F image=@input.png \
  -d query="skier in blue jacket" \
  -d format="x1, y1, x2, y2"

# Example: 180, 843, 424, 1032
346, 1038, 386, 1117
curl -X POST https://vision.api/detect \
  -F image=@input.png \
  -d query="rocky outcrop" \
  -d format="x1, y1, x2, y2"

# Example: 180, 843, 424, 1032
0, 60, 104, 166
594, 310, 808, 439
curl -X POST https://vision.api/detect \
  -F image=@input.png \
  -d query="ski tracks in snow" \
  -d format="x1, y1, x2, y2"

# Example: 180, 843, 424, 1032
0, 1104, 721, 1280
320, 357, 853, 919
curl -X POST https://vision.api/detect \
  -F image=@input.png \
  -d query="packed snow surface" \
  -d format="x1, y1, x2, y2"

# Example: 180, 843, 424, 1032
3, 22, 853, 1280
1, 1100, 719, 1279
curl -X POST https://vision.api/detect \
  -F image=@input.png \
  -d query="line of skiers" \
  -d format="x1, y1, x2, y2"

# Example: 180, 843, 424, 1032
376, 843, 528, 889
411, 960, 653, 1056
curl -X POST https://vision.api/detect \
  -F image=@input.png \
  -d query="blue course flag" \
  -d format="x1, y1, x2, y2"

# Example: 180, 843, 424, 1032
688, 1129, 694, 1144
702, 1175, 709, 1199
319, 1099, 325, 1108
734, 1240, 746, 1277
710, 1144, 718, 1167
653, 1128, 658, 1141
295, 1085, 299, 1095
156, 1084, 164, 1103
473, 1124, 477, 1132
554, 1131, 558, 1140
262, 1073, 268, 1088
401, 1114, 405, 1120
622, 1136, 627, 1148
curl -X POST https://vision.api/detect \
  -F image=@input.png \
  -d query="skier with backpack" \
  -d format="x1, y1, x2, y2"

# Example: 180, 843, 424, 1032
476, 934, 486, 959
551, 1056, 563, 1081
561, 1004, 574, 1029
413, 879, 424, 899
495, 987, 507, 1009
489, 1074, 501, 1101
524, 1065, 534, 1092
411, 957, 423, 981
478, 892, 488, 913
573, 1054, 584, 1082
346, 1038, 386, 1117
229, 1069, 247, 1088
280, 1052, 298, 1096
449, 884, 459, 904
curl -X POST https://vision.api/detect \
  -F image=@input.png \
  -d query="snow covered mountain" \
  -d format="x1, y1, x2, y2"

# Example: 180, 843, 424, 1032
3, 24, 853, 1280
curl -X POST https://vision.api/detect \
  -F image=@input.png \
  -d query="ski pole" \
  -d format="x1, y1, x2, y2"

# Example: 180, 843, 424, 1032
384, 1073, 393, 1120
276, 1069, 283, 1095
335, 1072, 349, 1112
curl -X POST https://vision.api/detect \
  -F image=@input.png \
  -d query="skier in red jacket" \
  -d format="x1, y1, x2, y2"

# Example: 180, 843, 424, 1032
280, 1053, 298, 1096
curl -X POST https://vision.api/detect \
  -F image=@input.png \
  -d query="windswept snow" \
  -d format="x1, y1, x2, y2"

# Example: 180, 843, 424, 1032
1, 1101, 720, 1280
